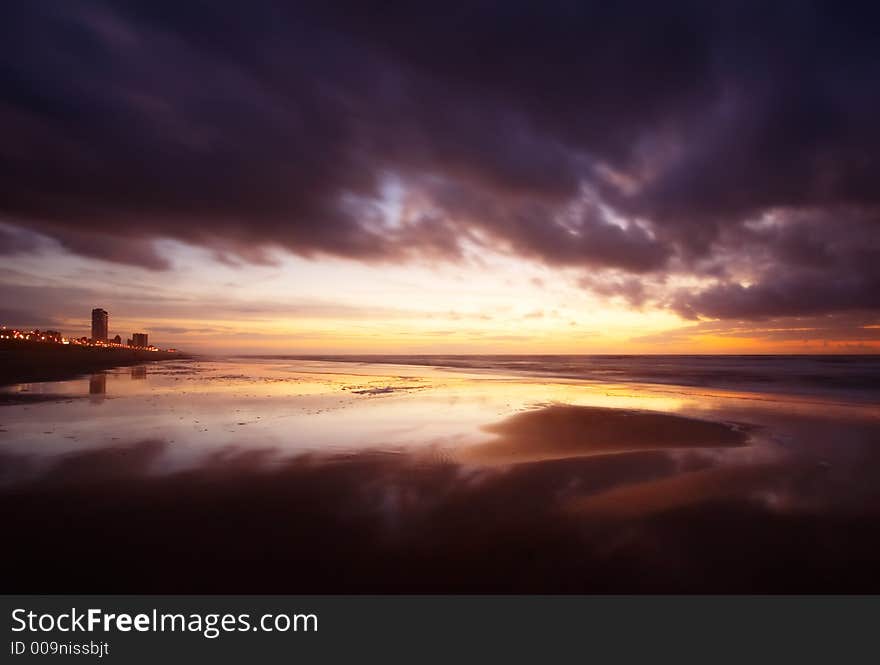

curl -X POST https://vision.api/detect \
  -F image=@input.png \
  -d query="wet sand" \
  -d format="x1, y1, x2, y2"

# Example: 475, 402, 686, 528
3, 437, 880, 592
465, 404, 747, 464
1, 357, 879, 592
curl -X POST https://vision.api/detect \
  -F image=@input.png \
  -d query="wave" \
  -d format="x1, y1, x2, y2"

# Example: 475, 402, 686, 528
236, 354, 880, 401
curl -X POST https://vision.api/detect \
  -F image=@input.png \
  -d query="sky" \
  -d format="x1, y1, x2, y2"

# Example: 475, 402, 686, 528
1, 1, 879, 354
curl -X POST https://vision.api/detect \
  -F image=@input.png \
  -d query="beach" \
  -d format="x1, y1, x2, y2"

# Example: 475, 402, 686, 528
1, 355, 879, 592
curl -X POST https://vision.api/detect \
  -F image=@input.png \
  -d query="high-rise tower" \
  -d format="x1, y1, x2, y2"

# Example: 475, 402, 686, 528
91, 308, 108, 341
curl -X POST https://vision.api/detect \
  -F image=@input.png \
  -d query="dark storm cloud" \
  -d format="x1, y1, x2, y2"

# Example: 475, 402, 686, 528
673, 272, 880, 321
671, 210, 880, 320
580, 275, 650, 309
1, 1, 879, 321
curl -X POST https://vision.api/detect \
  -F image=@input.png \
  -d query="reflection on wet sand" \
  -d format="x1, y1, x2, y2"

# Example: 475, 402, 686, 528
88, 373, 106, 396
463, 404, 747, 464
566, 462, 784, 519
3, 415, 880, 592
2, 358, 880, 592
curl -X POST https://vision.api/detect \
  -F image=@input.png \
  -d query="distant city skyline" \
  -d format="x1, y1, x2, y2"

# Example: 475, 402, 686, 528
1, 306, 158, 350
86, 306, 150, 348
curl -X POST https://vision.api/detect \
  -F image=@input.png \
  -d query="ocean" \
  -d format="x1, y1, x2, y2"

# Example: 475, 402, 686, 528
248, 354, 880, 400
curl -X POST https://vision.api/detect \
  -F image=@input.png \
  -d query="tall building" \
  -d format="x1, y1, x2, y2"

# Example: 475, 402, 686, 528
91, 308, 108, 341
132, 332, 149, 347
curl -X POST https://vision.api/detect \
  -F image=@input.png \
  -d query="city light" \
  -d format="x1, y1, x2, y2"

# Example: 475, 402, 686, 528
0, 311, 172, 353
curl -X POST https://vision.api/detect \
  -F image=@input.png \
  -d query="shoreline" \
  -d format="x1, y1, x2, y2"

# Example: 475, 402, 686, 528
232, 353, 880, 403
0, 339, 188, 387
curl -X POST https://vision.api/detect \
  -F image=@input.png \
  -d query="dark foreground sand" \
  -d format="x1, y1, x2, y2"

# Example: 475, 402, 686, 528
0, 340, 185, 386
3, 403, 880, 592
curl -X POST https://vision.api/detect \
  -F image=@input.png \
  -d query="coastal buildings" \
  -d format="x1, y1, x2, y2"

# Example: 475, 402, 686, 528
1, 309, 168, 353
0, 327, 62, 343
91, 309, 150, 349
91, 308, 108, 341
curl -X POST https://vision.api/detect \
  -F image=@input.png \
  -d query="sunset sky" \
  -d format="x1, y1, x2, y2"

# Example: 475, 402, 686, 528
2, 2, 879, 353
